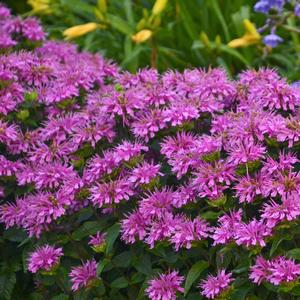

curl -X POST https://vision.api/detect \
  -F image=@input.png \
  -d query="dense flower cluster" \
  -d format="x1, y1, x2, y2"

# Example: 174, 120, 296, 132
2, 4, 300, 299
250, 256, 300, 285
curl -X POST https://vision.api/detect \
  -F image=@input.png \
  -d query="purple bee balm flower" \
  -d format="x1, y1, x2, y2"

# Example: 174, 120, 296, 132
234, 219, 271, 248
163, 104, 199, 127
170, 216, 211, 251
113, 140, 148, 163
227, 139, 266, 166
0, 120, 19, 144
83, 150, 118, 184
172, 182, 197, 208
131, 109, 167, 141
199, 269, 233, 299
212, 210, 242, 245
21, 17, 45, 41
146, 270, 184, 300
145, 212, 178, 248
234, 172, 271, 203
71, 116, 115, 148
121, 210, 149, 244
0, 29, 16, 48
129, 161, 162, 186
192, 160, 235, 199
139, 188, 174, 220
0, 155, 21, 176
263, 34, 283, 48
11, 191, 71, 238
0, 4, 11, 18
69, 260, 98, 292
89, 232, 106, 252
248, 78, 300, 111
33, 162, 78, 190
261, 193, 300, 228
269, 257, 300, 285
89, 179, 134, 208
28, 245, 63, 273
161, 132, 197, 159
250, 256, 272, 285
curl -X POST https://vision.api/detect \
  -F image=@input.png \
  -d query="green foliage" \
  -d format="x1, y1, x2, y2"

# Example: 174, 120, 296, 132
8, 0, 299, 79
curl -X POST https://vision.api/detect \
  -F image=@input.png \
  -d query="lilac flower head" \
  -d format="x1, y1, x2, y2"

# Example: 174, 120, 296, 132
146, 270, 184, 300
28, 245, 63, 273
200, 269, 233, 299
69, 260, 98, 291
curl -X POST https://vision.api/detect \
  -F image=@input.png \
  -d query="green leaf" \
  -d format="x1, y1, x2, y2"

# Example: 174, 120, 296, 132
131, 272, 145, 284
177, 0, 198, 40
124, 0, 135, 26
107, 14, 133, 35
52, 294, 69, 300
184, 261, 209, 296
270, 236, 283, 257
112, 251, 132, 268
0, 273, 16, 300
3, 228, 28, 242
110, 277, 129, 289
287, 248, 300, 261
97, 258, 111, 275
105, 223, 120, 255
72, 220, 106, 240
209, 0, 230, 41
134, 254, 152, 275
220, 45, 249, 66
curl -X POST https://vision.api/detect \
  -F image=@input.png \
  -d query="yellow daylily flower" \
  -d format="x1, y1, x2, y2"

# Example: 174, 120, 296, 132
132, 29, 153, 44
228, 19, 261, 48
152, 0, 168, 15
63, 23, 102, 40
27, 0, 51, 14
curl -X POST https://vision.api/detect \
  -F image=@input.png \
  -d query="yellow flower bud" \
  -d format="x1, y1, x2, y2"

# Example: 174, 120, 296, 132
152, 0, 168, 15
132, 29, 153, 44
27, 0, 51, 14
63, 23, 100, 40
228, 19, 261, 48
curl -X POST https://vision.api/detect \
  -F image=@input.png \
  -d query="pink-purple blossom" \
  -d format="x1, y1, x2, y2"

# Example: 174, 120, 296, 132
28, 245, 63, 273
200, 269, 233, 299
146, 270, 184, 300
69, 260, 98, 291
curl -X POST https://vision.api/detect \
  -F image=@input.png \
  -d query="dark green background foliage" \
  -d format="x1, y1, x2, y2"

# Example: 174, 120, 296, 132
4, 0, 300, 79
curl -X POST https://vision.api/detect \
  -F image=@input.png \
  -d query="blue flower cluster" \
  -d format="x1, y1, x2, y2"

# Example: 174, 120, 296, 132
254, 0, 300, 47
